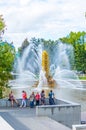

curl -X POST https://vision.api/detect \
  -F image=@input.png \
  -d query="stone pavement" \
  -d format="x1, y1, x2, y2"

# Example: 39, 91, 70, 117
0, 116, 14, 130
0, 107, 71, 130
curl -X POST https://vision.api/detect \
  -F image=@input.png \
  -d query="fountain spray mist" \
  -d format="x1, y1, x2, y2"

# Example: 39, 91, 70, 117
9, 42, 83, 98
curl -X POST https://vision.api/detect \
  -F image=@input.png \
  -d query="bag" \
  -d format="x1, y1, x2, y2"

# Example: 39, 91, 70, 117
8, 98, 11, 101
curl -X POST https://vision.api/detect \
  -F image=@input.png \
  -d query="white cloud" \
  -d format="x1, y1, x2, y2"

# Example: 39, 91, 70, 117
0, 0, 86, 49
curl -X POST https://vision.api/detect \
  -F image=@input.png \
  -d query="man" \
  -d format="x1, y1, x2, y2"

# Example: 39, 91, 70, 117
48, 90, 55, 105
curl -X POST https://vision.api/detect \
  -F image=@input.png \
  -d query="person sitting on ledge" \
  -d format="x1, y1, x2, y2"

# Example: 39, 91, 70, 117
40, 90, 45, 105
35, 92, 41, 106
8, 91, 20, 107
29, 92, 35, 108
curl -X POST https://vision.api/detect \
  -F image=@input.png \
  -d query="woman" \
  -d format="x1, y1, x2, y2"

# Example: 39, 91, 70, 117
41, 90, 45, 105
9, 91, 19, 107
35, 92, 40, 106
20, 90, 27, 107
29, 92, 35, 108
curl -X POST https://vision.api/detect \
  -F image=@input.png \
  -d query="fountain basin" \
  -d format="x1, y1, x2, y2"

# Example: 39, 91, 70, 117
0, 98, 81, 128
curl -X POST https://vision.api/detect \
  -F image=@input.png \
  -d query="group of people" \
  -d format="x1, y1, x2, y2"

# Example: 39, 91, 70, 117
29, 90, 46, 108
8, 89, 55, 107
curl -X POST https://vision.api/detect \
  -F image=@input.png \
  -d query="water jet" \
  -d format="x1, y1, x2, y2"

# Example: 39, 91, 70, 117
9, 42, 83, 98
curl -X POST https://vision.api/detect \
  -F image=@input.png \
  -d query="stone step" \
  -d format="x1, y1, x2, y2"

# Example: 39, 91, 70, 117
18, 116, 71, 130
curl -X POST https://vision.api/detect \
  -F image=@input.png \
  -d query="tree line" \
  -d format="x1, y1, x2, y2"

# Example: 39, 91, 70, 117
18, 32, 86, 73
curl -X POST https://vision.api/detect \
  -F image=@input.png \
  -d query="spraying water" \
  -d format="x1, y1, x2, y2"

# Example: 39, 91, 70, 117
9, 42, 83, 97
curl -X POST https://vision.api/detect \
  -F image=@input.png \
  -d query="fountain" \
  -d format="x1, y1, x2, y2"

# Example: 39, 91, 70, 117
7, 41, 85, 127
39, 50, 56, 88
9, 41, 83, 98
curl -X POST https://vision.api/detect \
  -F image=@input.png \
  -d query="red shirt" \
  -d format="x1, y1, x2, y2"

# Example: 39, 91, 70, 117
35, 93, 40, 100
22, 92, 27, 99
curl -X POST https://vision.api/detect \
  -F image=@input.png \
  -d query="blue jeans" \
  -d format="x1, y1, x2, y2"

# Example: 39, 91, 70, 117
30, 101, 34, 108
49, 98, 55, 105
21, 99, 27, 107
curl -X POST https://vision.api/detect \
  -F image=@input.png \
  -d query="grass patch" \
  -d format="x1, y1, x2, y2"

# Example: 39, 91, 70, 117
79, 76, 86, 80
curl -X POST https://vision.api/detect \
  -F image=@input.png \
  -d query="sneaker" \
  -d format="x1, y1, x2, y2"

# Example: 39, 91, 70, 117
23, 106, 26, 108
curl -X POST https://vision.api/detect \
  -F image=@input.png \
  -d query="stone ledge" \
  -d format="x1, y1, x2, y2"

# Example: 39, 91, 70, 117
0, 99, 30, 107
72, 124, 86, 130
0, 98, 70, 107
36, 99, 81, 128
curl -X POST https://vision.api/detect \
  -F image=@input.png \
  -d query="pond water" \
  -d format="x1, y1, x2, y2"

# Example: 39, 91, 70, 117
56, 86, 86, 112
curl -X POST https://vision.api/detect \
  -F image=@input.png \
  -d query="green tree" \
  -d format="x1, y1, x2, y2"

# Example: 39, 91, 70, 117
59, 31, 86, 72
41, 39, 57, 66
18, 38, 30, 55
0, 14, 6, 37
0, 42, 15, 98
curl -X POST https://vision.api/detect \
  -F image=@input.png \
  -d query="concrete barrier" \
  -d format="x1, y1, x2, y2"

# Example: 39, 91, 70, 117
0, 98, 69, 107
72, 124, 86, 130
0, 99, 30, 107
36, 99, 81, 128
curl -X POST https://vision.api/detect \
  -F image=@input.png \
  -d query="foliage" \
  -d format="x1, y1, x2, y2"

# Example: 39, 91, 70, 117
59, 31, 86, 72
17, 31, 86, 73
41, 39, 58, 66
0, 15, 6, 37
0, 42, 15, 98
79, 76, 86, 80
18, 38, 30, 55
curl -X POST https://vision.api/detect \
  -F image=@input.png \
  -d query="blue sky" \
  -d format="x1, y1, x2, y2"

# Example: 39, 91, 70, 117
0, 0, 86, 49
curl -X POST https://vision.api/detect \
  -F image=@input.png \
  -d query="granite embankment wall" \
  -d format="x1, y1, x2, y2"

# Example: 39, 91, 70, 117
36, 99, 81, 128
